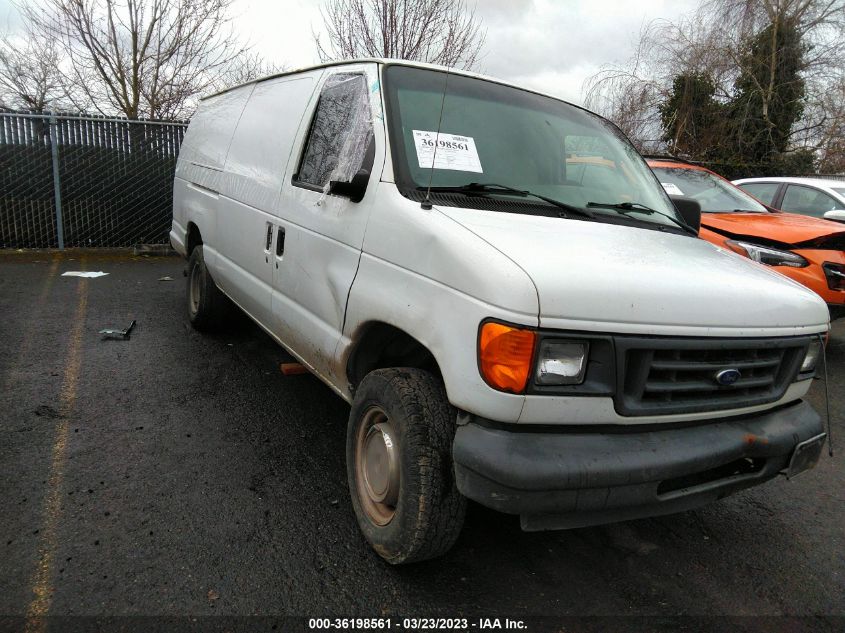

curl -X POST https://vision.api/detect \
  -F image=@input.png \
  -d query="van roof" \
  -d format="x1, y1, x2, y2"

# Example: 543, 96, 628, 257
202, 57, 580, 110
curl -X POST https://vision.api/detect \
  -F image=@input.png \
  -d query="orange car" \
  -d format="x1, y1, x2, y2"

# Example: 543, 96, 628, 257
647, 158, 845, 320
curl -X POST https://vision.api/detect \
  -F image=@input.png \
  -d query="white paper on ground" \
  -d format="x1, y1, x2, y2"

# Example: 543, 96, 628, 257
661, 182, 684, 196
412, 130, 483, 173
62, 271, 109, 278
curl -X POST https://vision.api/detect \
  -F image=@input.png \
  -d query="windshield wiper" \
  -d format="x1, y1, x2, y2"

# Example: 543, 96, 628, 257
586, 201, 697, 235
420, 182, 595, 220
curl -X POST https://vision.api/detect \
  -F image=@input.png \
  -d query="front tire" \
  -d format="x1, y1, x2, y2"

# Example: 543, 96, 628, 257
186, 245, 227, 331
347, 368, 466, 564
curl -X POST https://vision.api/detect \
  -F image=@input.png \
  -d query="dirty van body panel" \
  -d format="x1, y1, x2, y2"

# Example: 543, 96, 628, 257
173, 85, 254, 268
342, 186, 540, 420
345, 188, 822, 426
169, 214, 187, 257
216, 73, 321, 325
272, 64, 384, 388
438, 207, 830, 334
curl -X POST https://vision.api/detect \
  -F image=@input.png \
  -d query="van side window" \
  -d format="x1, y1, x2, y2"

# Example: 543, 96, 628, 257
294, 73, 374, 189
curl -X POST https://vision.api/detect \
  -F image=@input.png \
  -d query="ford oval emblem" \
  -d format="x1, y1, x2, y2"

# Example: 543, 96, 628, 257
715, 368, 742, 386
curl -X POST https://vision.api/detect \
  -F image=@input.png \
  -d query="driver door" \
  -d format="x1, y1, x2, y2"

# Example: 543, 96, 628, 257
271, 64, 383, 387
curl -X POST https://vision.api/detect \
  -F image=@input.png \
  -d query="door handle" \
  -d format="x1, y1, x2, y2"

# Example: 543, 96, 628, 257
276, 226, 286, 260
265, 223, 273, 251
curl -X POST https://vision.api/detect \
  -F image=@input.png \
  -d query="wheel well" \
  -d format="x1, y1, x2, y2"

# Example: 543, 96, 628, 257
186, 223, 203, 256
347, 323, 441, 391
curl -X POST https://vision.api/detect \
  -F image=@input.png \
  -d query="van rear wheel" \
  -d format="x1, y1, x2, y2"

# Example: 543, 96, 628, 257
186, 245, 226, 331
347, 368, 466, 564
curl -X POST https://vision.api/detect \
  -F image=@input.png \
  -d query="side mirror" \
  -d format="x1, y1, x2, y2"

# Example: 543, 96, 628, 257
669, 195, 701, 233
823, 210, 845, 223
328, 169, 370, 203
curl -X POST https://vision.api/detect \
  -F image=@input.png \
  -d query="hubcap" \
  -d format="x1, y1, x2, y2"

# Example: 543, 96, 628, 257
355, 407, 400, 525
189, 263, 201, 316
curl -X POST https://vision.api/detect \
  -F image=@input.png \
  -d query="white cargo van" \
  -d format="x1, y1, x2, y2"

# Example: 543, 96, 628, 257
171, 59, 829, 564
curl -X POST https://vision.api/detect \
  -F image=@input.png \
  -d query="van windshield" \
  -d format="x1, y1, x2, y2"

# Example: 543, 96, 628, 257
383, 65, 682, 230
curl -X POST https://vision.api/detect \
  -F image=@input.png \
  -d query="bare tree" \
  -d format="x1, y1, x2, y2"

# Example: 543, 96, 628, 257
0, 30, 65, 111
583, 22, 671, 150
814, 77, 845, 172
208, 52, 288, 93
584, 0, 845, 163
21, 0, 259, 119
584, 13, 737, 151
706, 0, 844, 160
315, 0, 485, 70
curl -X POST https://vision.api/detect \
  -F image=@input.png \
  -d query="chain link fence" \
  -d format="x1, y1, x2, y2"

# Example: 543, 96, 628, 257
0, 111, 187, 249
3, 113, 841, 249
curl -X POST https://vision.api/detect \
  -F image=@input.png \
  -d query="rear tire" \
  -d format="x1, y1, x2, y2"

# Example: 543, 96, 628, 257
347, 368, 466, 564
186, 245, 227, 331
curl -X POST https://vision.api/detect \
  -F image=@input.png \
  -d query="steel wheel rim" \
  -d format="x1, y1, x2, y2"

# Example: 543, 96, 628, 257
355, 406, 400, 526
189, 263, 201, 316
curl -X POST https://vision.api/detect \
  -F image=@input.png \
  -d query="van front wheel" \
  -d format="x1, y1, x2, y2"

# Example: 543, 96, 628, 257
186, 245, 226, 331
347, 368, 466, 564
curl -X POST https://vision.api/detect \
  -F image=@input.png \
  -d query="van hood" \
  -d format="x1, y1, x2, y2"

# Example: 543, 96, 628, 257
437, 207, 829, 332
701, 211, 845, 247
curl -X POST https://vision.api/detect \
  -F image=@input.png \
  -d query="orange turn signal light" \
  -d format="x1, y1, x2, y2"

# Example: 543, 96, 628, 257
478, 322, 537, 393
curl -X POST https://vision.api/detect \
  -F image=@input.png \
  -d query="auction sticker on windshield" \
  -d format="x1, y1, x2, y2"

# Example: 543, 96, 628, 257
661, 182, 684, 196
413, 130, 483, 173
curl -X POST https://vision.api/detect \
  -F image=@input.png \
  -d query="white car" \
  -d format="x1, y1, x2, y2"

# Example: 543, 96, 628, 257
171, 59, 829, 564
733, 176, 845, 223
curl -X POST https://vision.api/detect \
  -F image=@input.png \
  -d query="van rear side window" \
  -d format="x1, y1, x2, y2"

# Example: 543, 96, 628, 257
295, 73, 372, 189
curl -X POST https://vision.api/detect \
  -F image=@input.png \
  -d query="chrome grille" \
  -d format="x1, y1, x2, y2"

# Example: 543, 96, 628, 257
615, 337, 810, 416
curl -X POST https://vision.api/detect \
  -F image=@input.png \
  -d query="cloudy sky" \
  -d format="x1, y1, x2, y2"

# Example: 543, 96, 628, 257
232, 0, 701, 104
0, 0, 700, 105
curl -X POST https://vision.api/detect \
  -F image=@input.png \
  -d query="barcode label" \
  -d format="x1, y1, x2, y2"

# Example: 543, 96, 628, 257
413, 130, 483, 173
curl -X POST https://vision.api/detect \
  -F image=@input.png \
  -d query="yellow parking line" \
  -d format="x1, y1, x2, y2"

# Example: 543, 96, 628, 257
24, 262, 89, 632
1, 255, 61, 396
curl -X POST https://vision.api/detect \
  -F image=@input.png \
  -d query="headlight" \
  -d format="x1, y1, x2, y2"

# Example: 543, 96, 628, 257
801, 339, 822, 373
535, 339, 589, 385
725, 240, 808, 268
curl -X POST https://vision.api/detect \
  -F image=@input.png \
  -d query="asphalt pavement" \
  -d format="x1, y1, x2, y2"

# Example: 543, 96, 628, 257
0, 250, 843, 631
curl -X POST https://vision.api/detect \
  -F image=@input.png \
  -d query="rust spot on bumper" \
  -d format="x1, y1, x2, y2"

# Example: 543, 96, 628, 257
743, 433, 770, 445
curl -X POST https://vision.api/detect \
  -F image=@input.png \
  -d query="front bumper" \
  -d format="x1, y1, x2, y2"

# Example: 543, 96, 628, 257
453, 400, 824, 531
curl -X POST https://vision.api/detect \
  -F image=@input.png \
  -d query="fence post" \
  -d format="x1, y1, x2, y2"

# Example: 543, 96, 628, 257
49, 112, 65, 250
